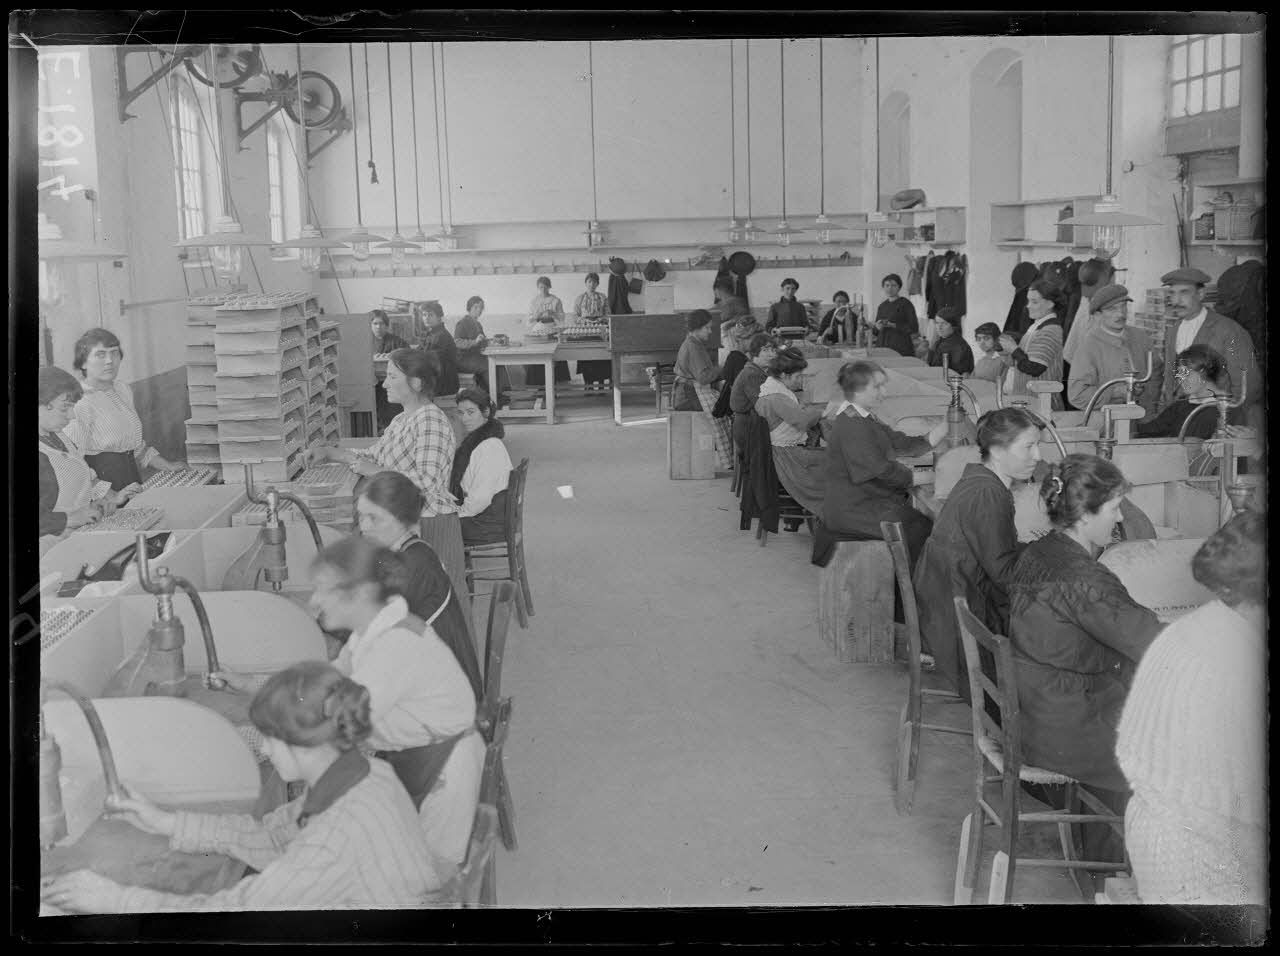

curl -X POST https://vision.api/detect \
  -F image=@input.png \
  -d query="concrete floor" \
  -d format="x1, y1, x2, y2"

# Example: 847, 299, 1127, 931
478, 386, 1086, 907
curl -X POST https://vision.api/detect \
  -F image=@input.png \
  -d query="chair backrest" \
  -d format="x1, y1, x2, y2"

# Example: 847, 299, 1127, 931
953, 597, 1023, 779
479, 582, 518, 733
504, 457, 530, 548
880, 521, 921, 662
454, 803, 500, 907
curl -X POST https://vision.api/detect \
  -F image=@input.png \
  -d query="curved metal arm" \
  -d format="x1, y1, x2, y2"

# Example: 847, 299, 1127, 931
273, 490, 325, 553
1176, 373, 1248, 442
172, 577, 226, 690
1024, 409, 1067, 460
42, 680, 126, 803
242, 463, 268, 506
133, 532, 161, 593
1079, 351, 1155, 426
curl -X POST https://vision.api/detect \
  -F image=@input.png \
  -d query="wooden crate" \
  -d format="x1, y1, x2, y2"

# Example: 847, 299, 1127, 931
817, 540, 895, 663
215, 368, 306, 398
667, 411, 718, 479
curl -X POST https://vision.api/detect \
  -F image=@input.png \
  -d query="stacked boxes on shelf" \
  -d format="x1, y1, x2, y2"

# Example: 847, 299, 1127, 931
1131, 287, 1176, 356
182, 291, 336, 483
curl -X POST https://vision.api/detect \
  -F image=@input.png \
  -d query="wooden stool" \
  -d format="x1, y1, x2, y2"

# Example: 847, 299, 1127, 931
817, 539, 895, 663
668, 411, 718, 479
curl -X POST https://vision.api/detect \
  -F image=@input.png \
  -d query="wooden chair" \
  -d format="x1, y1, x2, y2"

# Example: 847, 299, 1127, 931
477, 582, 519, 852
436, 803, 499, 907
464, 458, 533, 628
880, 521, 971, 816
952, 597, 1129, 903
478, 697, 514, 904
758, 488, 812, 547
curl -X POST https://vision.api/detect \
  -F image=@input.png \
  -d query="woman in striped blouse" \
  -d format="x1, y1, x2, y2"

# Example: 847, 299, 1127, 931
41, 662, 443, 912
305, 348, 468, 602
69, 328, 182, 490
999, 280, 1066, 411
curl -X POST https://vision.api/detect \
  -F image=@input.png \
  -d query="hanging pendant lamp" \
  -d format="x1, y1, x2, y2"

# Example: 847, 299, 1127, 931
582, 42, 608, 248
374, 43, 422, 264
851, 38, 894, 248
724, 39, 744, 243
741, 40, 759, 244
408, 43, 429, 246
428, 43, 459, 250
810, 39, 847, 244
1058, 37, 1158, 258
771, 39, 807, 246
278, 44, 346, 273
175, 46, 271, 282
338, 44, 387, 261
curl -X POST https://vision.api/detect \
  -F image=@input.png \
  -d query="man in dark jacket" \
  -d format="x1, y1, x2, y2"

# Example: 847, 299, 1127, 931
1157, 268, 1259, 409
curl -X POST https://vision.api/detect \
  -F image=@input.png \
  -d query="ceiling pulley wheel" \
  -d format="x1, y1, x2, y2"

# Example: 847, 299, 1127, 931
281, 71, 343, 130
184, 44, 264, 89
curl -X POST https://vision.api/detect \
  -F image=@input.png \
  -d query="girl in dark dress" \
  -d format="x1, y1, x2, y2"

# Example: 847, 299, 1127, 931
925, 307, 975, 374
874, 274, 919, 357
355, 471, 483, 703
417, 301, 460, 397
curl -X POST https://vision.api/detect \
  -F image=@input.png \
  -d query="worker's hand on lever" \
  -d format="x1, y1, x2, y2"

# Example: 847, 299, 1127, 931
41, 869, 127, 914
106, 783, 177, 838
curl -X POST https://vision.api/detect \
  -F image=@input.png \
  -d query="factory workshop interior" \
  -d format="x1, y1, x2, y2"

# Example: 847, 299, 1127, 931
14, 11, 1268, 943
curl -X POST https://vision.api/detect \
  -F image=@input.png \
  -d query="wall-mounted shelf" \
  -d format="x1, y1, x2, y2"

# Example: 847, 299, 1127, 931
991, 195, 1103, 249
893, 205, 967, 246
1186, 168, 1263, 245
1189, 239, 1264, 247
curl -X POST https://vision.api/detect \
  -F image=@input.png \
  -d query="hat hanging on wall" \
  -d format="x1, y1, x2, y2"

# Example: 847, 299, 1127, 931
643, 259, 667, 282
728, 250, 757, 276
1010, 261, 1039, 289
890, 188, 928, 211
608, 256, 628, 276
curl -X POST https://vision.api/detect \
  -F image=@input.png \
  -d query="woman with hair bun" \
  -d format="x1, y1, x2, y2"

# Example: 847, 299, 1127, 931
41, 662, 441, 912
357, 471, 483, 702
913, 407, 1043, 698
1116, 512, 1266, 904
308, 537, 484, 868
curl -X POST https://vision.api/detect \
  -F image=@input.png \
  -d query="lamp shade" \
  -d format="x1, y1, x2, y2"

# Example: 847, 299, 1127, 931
337, 225, 389, 262
1058, 195, 1159, 258
279, 225, 347, 273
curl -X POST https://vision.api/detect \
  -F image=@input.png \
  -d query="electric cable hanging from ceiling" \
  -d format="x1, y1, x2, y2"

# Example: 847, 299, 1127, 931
1105, 36, 1115, 195
439, 43, 454, 230
874, 38, 881, 212
295, 44, 310, 219
588, 41, 599, 222
348, 44, 365, 226
730, 40, 737, 223
364, 45, 378, 184
386, 44, 401, 237
430, 42, 445, 234
745, 39, 754, 238
818, 38, 825, 215
409, 43, 426, 241
779, 39, 787, 223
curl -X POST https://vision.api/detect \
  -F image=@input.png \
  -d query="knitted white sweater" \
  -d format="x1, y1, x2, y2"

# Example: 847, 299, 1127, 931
1117, 599, 1266, 829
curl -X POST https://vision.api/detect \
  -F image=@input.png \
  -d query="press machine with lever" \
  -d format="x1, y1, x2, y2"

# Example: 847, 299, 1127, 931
1175, 372, 1255, 520
935, 352, 980, 457
221, 462, 326, 593
1077, 350, 1155, 437
39, 680, 124, 849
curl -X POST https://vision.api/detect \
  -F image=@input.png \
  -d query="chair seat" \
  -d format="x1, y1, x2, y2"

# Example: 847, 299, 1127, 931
977, 735, 1076, 787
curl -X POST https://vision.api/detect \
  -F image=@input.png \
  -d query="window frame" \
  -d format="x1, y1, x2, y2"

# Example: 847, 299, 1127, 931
1168, 34, 1242, 121
171, 77, 207, 242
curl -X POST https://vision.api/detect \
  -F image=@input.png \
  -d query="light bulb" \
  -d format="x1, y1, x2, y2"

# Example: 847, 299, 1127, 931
351, 240, 371, 262
391, 244, 406, 266
1093, 225, 1123, 257
300, 247, 322, 273
816, 229, 831, 244
778, 231, 792, 247
212, 244, 243, 281
870, 228, 890, 249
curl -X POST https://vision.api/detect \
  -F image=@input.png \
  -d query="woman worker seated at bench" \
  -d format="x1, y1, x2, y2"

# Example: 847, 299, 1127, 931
452, 387, 514, 547
815, 360, 949, 570
1132, 344, 1250, 439
41, 662, 442, 912
912, 407, 1041, 699
310, 537, 484, 869
357, 470, 483, 703
1006, 454, 1164, 864
756, 347, 828, 515
728, 333, 777, 465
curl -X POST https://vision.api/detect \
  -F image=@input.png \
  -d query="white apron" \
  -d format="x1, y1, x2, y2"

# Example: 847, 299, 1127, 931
40, 433, 109, 541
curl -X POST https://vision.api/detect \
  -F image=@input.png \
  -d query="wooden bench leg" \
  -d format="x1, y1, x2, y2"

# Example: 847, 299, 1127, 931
496, 757, 518, 852
954, 811, 985, 904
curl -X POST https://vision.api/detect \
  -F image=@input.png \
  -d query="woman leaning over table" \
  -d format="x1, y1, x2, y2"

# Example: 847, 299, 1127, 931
41, 661, 442, 913
305, 347, 469, 604
69, 328, 182, 490
309, 537, 484, 868
38, 366, 140, 546
912, 407, 1041, 700
357, 470, 484, 704
1006, 453, 1163, 868
1116, 512, 1266, 905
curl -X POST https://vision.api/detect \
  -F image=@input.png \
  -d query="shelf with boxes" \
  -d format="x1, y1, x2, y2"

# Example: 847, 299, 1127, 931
1187, 175, 1265, 246
182, 292, 338, 485
892, 206, 967, 246
991, 196, 1103, 251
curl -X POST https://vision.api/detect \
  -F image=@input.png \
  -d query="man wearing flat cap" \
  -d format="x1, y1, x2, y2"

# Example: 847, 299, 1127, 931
1158, 267, 1259, 409
1067, 284, 1162, 419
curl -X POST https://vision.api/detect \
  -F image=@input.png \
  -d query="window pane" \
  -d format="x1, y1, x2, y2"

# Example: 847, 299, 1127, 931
1188, 38, 1204, 76
1171, 43, 1187, 80
1223, 69, 1240, 108
1224, 34, 1241, 68
1171, 81, 1187, 118
1205, 35, 1222, 72
1204, 72, 1221, 111
1186, 76, 1203, 114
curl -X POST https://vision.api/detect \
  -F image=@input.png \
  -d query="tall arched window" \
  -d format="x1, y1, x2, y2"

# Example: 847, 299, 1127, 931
171, 80, 207, 241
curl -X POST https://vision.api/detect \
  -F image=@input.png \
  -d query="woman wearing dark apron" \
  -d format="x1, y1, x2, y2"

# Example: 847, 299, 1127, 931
70, 328, 181, 489
309, 537, 484, 868
355, 470, 484, 703
452, 387, 514, 546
